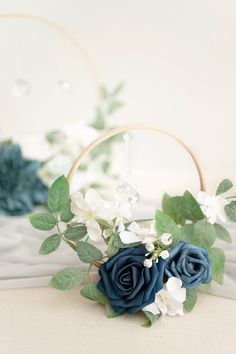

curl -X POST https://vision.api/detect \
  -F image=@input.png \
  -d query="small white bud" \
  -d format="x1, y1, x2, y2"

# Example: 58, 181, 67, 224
143, 258, 153, 268
160, 233, 172, 245
160, 250, 170, 260
155, 257, 159, 263
145, 243, 155, 252
103, 228, 113, 238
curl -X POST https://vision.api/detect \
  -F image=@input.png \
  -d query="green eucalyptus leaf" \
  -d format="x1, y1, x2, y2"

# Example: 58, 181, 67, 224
214, 223, 232, 243
191, 220, 216, 249
29, 213, 57, 231
198, 283, 211, 293
50, 267, 84, 290
216, 179, 233, 196
47, 176, 70, 212
181, 223, 194, 242
225, 201, 236, 222
105, 302, 124, 318
184, 288, 197, 312
60, 201, 74, 222
155, 210, 182, 245
80, 283, 107, 305
209, 247, 225, 285
107, 100, 123, 114
39, 234, 61, 255
76, 241, 103, 263
106, 244, 119, 257
142, 311, 161, 327
162, 193, 185, 225
65, 225, 87, 241
179, 191, 204, 222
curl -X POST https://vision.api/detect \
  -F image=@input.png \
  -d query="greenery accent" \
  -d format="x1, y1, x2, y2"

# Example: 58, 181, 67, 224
80, 283, 107, 305
39, 234, 61, 255
106, 243, 119, 257
60, 201, 74, 222
155, 210, 181, 245
191, 220, 216, 249
162, 193, 185, 225
214, 223, 232, 243
50, 267, 84, 290
65, 225, 87, 241
225, 201, 236, 222
105, 303, 124, 318
198, 283, 211, 293
184, 288, 197, 312
216, 179, 233, 196
29, 212, 57, 231
142, 311, 161, 327
47, 176, 69, 212
179, 191, 204, 222
209, 247, 225, 285
76, 241, 103, 264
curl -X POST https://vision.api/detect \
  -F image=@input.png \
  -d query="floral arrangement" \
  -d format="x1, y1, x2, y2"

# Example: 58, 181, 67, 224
30, 175, 235, 327
0, 84, 124, 216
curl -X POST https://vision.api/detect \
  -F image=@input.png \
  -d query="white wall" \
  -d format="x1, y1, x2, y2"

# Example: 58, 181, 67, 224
0, 0, 235, 193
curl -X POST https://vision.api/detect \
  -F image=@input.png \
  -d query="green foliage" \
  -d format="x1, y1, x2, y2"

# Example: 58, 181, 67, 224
29, 213, 57, 231
105, 303, 124, 318
155, 210, 181, 245
162, 193, 185, 225
179, 191, 204, 222
39, 234, 61, 255
50, 267, 84, 290
214, 223, 232, 243
198, 283, 211, 293
180, 224, 194, 242
80, 283, 107, 305
190, 220, 216, 249
209, 247, 225, 285
184, 288, 197, 312
60, 201, 74, 222
76, 241, 103, 263
216, 179, 233, 196
65, 225, 87, 241
47, 176, 70, 212
142, 311, 161, 327
225, 201, 236, 222
106, 243, 119, 257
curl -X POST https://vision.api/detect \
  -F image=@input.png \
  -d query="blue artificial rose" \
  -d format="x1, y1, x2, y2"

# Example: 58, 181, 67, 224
164, 241, 212, 289
0, 143, 48, 216
97, 246, 165, 314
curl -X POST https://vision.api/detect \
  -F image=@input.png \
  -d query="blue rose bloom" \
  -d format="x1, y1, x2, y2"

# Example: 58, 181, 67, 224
0, 143, 48, 216
97, 246, 165, 314
164, 241, 212, 289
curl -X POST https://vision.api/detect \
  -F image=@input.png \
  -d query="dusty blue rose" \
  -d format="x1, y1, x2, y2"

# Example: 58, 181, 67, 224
97, 246, 165, 314
164, 241, 212, 289
0, 143, 48, 216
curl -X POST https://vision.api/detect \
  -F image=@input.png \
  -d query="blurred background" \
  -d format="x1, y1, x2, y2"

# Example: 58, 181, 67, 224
0, 0, 235, 287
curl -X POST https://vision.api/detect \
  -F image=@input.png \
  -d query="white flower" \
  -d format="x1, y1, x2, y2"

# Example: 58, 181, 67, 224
144, 277, 186, 316
160, 250, 169, 259
14, 133, 52, 161
160, 233, 172, 246
197, 191, 231, 224
145, 243, 155, 252
143, 258, 153, 268
70, 188, 109, 241
119, 221, 157, 245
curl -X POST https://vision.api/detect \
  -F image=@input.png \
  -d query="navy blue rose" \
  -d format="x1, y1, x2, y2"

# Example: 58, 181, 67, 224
0, 143, 48, 216
97, 246, 165, 314
164, 241, 212, 289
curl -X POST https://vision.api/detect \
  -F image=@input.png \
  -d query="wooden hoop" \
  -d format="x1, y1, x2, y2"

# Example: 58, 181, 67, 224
67, 124, 206, 191
0, 12, 102, 103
